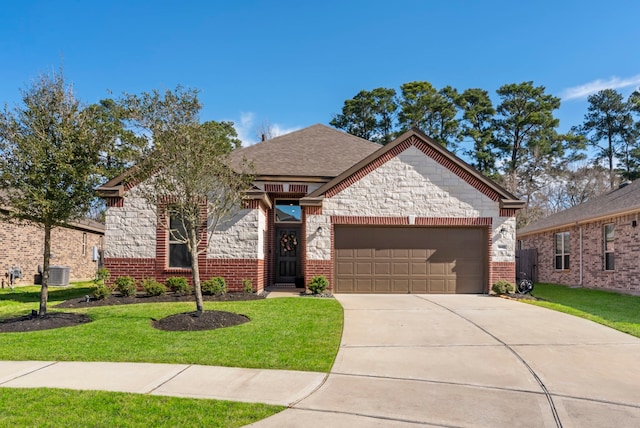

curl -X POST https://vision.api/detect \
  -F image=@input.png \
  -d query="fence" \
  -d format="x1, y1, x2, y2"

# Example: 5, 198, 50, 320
515, 249, 538, 283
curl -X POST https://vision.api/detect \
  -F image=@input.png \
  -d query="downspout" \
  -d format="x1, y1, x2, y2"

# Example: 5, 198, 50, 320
578, 225, 583, 286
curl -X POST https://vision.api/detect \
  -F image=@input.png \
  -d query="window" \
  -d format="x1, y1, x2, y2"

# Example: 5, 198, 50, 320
82, 233, 87, 256
275, 200, 301, 222
169, 214, 192, 268
604, 224, 615, 271
554, 231, 570, 270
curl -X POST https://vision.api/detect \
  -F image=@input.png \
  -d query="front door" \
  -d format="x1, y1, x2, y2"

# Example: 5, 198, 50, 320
275, 226, 301, 283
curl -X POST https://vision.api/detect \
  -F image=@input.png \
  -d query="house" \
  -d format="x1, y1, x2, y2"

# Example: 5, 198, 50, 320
0, 212, 104, 286
517, 180, 640, 294
98, 124, 523, 293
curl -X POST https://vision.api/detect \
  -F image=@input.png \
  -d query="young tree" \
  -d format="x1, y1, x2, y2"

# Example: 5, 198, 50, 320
456, 88, 498, 177
0, 71, 105, 315
122, 87, 254, 314
573, 89, 632, 189
397, 81, 460, 149
330, 87, 398, 144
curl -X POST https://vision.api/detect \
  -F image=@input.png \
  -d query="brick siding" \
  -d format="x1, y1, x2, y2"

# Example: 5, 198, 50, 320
1, 220, 103, 285
518, 213, 640, 293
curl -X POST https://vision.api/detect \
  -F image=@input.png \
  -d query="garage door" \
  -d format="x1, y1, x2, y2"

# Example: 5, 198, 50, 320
334, 226, 486, 294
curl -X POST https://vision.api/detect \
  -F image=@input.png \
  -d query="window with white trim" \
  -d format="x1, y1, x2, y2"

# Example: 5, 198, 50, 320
554, 231, 570, 270
604, 224, 615, 271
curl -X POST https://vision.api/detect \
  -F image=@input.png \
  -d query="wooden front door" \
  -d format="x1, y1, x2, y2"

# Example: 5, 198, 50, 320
275, 227, 301, 283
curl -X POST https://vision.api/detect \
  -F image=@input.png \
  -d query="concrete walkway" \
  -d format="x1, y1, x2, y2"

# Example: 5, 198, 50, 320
251, 294, 640, 427
0, 360, 325, 406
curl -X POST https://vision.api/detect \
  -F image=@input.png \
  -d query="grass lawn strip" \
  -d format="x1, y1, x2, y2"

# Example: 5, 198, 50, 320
0, 387, 283, 427
0, 286, 343, 372
525, 283, 640, 338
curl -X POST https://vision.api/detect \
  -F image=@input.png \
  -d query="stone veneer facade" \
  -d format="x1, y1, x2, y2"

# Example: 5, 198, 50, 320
518, 212, 640, 294
102, 133, 519, 293
1, 218, 103, 286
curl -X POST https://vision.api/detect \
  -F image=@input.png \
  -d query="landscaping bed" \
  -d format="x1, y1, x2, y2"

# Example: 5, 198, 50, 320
0, 292, 264, 333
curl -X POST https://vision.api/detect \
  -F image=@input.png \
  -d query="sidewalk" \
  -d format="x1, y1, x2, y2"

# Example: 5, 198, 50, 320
0, 360, 326, 406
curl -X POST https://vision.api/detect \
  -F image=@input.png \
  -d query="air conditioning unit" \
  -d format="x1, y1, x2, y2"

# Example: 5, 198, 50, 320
49, 266, 70, 286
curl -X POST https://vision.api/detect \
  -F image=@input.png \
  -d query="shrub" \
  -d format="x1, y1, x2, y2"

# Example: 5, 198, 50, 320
142, 278, 166, 296
492, 280, 515, 295
308, 275, 329, 295
94, 267, 110, 285
114, 276, 137, 297
202, 277, 227, 295
166, 277, 191, 295
93, 283, 111, 300
242, 279, 253, 293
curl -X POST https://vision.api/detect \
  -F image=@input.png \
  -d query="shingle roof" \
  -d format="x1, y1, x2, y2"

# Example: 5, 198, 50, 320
518, 180, 640, 236
230, 124, 380, 178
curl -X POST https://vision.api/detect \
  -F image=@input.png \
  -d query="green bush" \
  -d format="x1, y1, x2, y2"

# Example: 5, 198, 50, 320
141, 278, 166, 296
492, 280, 515, 295
93, 283, 111, 300
114, 276, 137, 297
165, 277, 191, 295
242, 279, 253, 293
202, 277, 227, 295
94, 267, 110, 285
307, 275, 329, 294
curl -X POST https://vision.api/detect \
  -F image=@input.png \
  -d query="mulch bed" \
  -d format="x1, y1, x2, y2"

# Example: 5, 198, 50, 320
0, 312, 92, 333
0, 292, 264, 334
152, 310, 250, 331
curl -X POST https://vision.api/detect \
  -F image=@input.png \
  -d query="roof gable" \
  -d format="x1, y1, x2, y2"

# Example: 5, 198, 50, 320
230, 124, 380, 178
518, 180, 640, 235
305, 128, 522, 209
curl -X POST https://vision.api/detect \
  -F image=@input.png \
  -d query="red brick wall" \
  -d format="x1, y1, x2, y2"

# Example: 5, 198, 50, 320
518, 213, 640, 293
1, 219, 103, 284
104, 257, 265, 292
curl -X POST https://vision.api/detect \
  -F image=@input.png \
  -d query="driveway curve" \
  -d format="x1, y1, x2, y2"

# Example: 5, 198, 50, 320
252, 294, 640, 427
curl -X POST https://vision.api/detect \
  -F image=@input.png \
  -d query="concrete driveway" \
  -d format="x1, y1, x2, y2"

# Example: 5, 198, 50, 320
252, 294, 640, 427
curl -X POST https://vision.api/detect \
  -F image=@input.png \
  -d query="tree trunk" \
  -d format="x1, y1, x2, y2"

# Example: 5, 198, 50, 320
39, 224, 51, 316
189, 228, 204, 315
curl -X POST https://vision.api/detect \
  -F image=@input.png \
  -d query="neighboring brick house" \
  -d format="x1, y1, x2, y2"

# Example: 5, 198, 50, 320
0, 213, 104, 286
98, 124, 523, 294
517, 180, 640, 294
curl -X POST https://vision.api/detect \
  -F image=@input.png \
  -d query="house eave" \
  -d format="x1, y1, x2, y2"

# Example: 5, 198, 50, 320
517, 206, 640, 237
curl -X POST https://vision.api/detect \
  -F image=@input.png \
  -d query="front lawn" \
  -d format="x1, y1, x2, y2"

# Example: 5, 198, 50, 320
0, 387, 283, 427
0, 286, 343, 372
526, 283, 640, 338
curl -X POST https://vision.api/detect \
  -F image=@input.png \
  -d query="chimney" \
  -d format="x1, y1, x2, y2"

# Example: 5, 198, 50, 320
261, 133, 266, 142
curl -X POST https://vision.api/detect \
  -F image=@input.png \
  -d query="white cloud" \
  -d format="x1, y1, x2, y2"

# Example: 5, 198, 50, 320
231, 112, 301, 146
561, 74, 640, 100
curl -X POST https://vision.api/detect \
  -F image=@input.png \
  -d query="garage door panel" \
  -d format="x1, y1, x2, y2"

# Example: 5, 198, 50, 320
334, 226, 486, 294
336, 262, 354, 275
392, 279, 409, 293
355, 249, 373, 258
374, 262, 391, 275
393, 262, 409, 275
374, 279, 391, 292
411, 262, 427, 275
355, 279, 374, 292
356, 263, 372, 275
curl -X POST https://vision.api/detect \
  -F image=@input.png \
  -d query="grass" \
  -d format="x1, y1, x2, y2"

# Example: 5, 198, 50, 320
526, 283, 640, 338
0, 387, 283, 427
0, 285, 344, 372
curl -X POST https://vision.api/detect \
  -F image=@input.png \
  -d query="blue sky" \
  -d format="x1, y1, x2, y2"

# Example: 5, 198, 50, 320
2, 0, 639, 146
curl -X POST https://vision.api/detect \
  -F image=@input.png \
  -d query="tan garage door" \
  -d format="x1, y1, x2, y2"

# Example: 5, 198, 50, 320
334, 226, 486, 294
